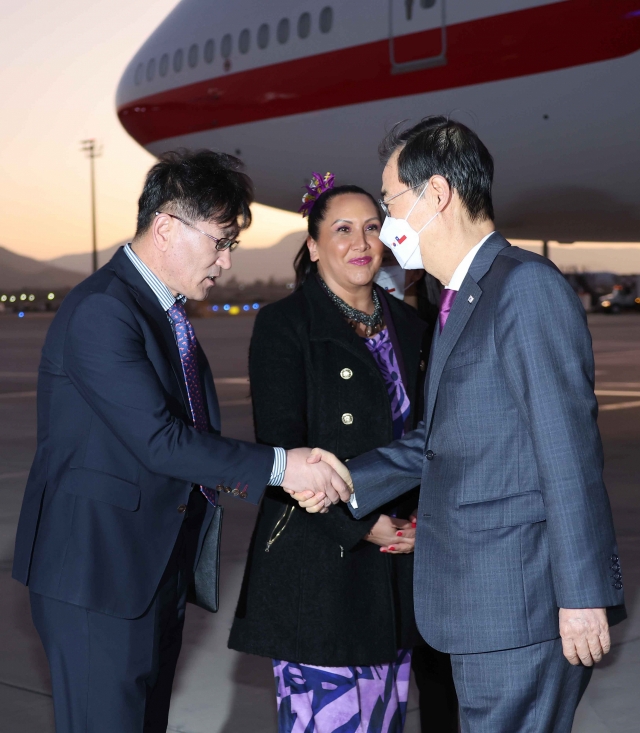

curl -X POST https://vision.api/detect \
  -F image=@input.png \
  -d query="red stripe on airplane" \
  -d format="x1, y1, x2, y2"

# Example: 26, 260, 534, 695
118, 1, 640, 146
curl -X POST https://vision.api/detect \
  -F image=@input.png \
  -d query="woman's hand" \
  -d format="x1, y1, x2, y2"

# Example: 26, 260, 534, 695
365, 515, 415, 554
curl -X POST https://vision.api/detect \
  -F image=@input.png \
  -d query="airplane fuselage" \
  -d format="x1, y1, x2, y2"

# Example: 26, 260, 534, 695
117, 1, 640, 241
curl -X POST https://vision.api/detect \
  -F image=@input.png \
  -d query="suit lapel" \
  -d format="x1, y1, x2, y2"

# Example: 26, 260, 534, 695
424, 278, 482, 430
424, 233, 510, 432
137, 292, 192, 415
198, 346, 221, 432
108, 248, 191, 414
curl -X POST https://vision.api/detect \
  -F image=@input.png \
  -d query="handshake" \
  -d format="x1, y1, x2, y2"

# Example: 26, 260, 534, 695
281, 447, 353, 514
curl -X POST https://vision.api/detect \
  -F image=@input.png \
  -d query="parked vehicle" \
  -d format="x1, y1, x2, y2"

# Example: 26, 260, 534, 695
599, 282, 640, 314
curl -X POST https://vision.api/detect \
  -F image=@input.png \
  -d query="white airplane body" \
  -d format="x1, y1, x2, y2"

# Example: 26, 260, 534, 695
117, 0, 640, 241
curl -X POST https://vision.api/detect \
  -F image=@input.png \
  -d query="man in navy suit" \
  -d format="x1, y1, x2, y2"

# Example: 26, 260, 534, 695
12, 150, 349, 732
312, 117, 625, 732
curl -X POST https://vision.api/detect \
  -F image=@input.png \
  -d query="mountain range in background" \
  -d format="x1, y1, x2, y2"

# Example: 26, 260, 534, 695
9, 235, 639, 293
0, 246, 84, 291
217, 231, 305, 284
47, 231, 307, 284
48, 242, 126, 274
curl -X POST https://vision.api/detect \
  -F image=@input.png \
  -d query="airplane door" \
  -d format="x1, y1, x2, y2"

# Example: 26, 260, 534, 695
389, 0, 447, 74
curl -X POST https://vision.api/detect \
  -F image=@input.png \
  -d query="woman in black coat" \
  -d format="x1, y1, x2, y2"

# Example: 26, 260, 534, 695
228, 181, 453, 732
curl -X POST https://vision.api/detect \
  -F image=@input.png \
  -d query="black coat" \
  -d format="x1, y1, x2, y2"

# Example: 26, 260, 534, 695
228, 275, 433, 666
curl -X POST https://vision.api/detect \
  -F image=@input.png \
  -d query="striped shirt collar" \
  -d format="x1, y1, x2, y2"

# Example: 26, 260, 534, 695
124, 243, 186, 312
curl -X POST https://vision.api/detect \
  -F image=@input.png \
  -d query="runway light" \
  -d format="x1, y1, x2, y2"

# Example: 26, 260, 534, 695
601, 301, 611, 308
252, 303, 259, 310
20, 294, 27, 301
212, 305, 219, 312
223, 304, 230, 311
47, 293, 55, 300
28, 294, 35, 302
242, 304, 250, 312
9, 295, 16, 302
18, 312, 25, 318
229, 306, 240, 315
0, 295, 6, 302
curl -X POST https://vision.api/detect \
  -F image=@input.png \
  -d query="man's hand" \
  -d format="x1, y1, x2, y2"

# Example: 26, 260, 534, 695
281, 448, 351, 514
306, 448, 353, 491
559, 607, 610, 666
365, 515, 416, 554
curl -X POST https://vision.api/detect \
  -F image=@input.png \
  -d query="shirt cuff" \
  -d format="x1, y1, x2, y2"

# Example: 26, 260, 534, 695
267, 447, 287, 486
349, 493, 358, 509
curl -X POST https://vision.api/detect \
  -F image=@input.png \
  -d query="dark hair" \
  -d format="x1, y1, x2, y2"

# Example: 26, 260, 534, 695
293, 185, 380, 288
379, 116, 494, 222
134, 149, 253, 238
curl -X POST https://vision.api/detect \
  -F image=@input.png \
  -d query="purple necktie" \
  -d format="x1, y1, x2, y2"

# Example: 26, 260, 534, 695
167, 302, 218, 506
439, 289, 457, 332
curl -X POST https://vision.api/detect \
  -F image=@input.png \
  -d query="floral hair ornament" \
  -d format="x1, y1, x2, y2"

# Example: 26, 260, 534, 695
298, 171, 335, 218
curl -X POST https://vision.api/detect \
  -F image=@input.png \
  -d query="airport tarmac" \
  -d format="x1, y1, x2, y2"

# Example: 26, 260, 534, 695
0, 311, 638, 733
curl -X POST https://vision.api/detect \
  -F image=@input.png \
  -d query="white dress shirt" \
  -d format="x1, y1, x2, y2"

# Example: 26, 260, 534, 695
445, 231, 495, 292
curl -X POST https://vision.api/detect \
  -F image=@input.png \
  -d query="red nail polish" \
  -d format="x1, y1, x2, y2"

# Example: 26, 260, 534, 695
388, 546, 396, 551
411, 521, 417, 527
381, 548, 388, 553
396, 531, 403, 537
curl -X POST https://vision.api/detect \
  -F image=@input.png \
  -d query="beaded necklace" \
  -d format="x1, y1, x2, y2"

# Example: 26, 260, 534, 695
318, 275, 384, 337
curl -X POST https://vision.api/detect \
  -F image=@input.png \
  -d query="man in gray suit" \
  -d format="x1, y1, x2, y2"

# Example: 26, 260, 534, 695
311, 117, 625, 731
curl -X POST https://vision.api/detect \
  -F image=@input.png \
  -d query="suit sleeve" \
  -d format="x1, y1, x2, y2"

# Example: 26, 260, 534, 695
249, 306, 379, 551
346, 423, 426, 519
496, 261, 623, 610
63, 294, 274, 504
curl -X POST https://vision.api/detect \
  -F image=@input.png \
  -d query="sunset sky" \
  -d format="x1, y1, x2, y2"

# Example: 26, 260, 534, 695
0, 0, 638, 272
0, 0, 303, 261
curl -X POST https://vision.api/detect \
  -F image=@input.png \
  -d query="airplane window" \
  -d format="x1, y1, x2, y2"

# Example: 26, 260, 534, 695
319, 7, 333, 33
277, 18, 290, 44
188, 44, 199, 68
159, 53, 169, 77
221, 33, 233, 58
257, 23, 270, 49
298, 12, 311, 39
204, 39, 215, 63
146, 58, 156, 82
239, 29, 250, 54
134, 63, 144, 85
173, 49, 184, 72
421, 0, 437, 7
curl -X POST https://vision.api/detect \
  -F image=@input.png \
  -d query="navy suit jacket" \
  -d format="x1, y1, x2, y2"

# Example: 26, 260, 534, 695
12, 247, 274, 618
348, 233, 625, 654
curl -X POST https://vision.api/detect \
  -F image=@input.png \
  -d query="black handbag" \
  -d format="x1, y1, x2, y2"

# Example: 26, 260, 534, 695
188, 504, 224, 613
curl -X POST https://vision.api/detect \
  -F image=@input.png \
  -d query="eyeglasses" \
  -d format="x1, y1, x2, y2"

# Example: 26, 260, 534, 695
155, 211, 240, 251
378, 182, 425, 217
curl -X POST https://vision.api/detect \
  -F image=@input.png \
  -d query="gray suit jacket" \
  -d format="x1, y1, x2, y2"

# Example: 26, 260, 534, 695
348, 233, 625, 654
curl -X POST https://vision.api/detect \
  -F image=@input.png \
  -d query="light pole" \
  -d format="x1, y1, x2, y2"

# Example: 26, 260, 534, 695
80, 139, 102, 273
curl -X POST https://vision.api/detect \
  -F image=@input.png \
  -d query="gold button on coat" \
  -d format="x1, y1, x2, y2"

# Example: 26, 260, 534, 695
340, 368, 353, 380
342, 413, 354, 425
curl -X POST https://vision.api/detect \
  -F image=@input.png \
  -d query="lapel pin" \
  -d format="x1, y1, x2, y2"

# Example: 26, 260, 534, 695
468, 296, 474, 303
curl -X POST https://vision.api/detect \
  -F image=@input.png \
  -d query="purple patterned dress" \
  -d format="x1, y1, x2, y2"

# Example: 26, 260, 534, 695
362, 328, 411, 441
272, 328, 412, 733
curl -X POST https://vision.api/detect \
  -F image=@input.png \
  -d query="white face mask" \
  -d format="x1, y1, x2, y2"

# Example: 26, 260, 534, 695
374, 265, 406, 300
379, 181, 439, 269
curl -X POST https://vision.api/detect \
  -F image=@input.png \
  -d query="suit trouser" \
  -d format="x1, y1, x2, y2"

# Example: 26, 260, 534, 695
29, 489, 206, 733
450, 637, 592, 733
